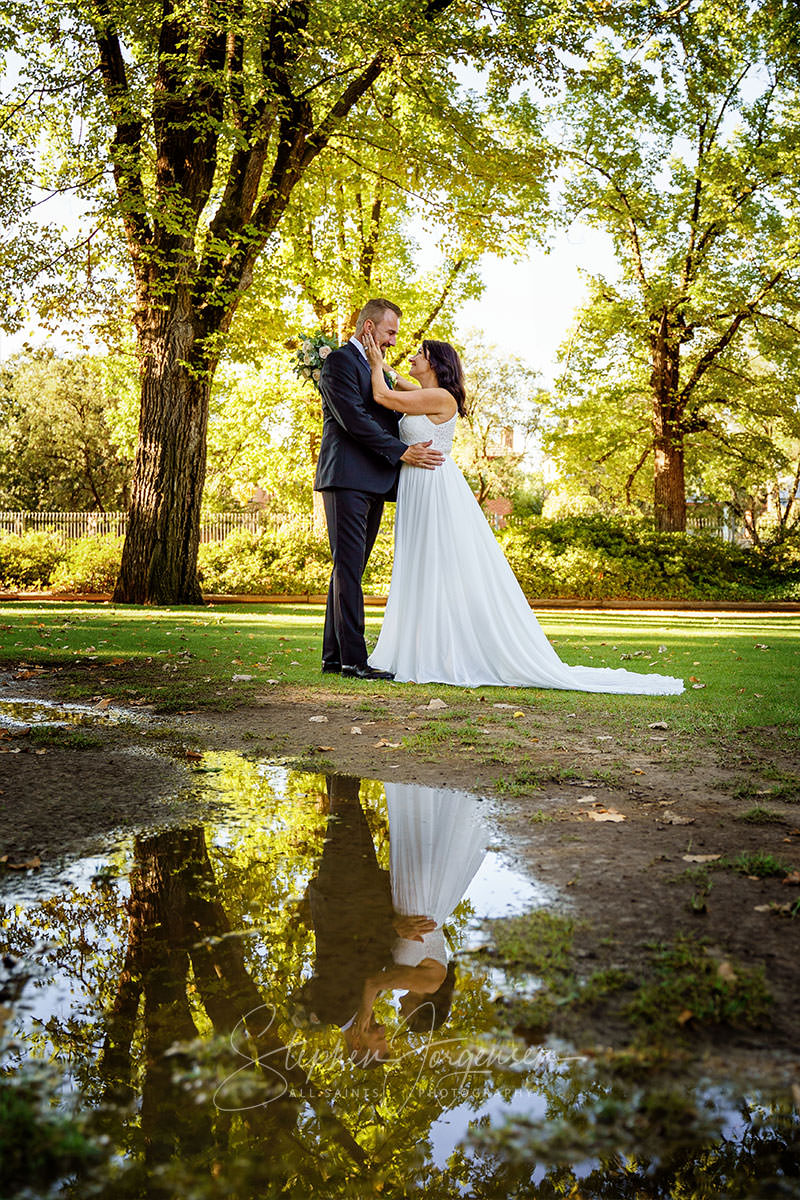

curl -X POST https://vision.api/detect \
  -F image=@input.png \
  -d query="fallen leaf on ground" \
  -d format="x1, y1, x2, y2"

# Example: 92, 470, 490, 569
316, 745, 335, 751
660, 812, 695, 825
33, 749, 46, 756
631, 768, 645, 774
184, 749, 203, 761
648, 721, 669, 730
691, 682, 706, 689
587, 809, 626, 822
513, 711, 525, 718
424, 698, 447, 710
95, 698, 113, 710
716, 961, 737, 984
309, 715, 328, 723
232, 674, 254, 682
677, 1009, 694, 1026
0, 854, 42, 870
350, 726, 362, 735
782, 871, 800, 886
374, 739, 401, 748
683, 854, 721, 863
576, 794, 599, 803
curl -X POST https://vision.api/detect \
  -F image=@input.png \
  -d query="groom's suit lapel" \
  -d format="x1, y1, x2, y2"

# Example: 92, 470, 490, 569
344, 339, 372, 390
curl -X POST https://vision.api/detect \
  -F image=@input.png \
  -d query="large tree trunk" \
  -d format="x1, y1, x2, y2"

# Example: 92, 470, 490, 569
113, 303, 210, 605
650, 311, 687, 532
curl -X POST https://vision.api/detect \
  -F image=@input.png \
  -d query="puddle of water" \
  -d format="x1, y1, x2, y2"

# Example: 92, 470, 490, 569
0, 694, 150, 731
0, 756, 797, 1199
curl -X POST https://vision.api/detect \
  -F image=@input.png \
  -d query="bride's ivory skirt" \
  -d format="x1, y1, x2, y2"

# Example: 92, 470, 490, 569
388, 782, 489, 968
369, 456, 685, 694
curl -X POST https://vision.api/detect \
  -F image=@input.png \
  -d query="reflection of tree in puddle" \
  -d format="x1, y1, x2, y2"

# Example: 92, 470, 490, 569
0, 756, 797, 1198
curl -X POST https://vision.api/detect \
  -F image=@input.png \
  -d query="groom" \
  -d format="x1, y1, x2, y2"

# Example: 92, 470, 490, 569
314, 298, 444, 680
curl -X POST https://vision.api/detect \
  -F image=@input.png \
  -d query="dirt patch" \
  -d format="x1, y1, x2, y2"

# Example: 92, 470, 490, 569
1, 671, 798, 1075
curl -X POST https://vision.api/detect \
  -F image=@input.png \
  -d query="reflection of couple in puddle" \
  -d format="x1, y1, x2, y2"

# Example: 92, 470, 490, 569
298, 774, 488, 1066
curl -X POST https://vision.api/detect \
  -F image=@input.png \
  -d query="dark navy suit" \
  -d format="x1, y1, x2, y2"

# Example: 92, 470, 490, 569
300, 774, 395, 1027
314, 340, 407, 669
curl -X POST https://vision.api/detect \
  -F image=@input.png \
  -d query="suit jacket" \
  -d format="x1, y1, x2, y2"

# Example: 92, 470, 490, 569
314, 341, 407, 499
299, 775, 396, 1027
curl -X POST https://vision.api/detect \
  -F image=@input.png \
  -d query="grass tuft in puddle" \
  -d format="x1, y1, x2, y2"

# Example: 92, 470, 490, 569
724, 849, 792, 877
487, 912, 771, 1047
736, 806, 787, 824
26, 725, 104, 749
627, 936, 771, 1034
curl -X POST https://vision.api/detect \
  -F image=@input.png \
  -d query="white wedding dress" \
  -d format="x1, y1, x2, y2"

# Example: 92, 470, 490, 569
369, 414, 684, 693
387, 782, 489, 969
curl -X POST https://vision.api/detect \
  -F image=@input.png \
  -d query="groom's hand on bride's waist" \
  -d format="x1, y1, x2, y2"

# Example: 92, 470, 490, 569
393, 914, 436, 940
401, 440, 445, 469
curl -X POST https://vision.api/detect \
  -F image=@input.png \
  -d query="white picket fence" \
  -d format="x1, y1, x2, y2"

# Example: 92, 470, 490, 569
0, 510, 315, 543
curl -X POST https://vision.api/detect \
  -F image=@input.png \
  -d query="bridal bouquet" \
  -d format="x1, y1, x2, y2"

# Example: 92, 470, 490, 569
294, 332, 338, 388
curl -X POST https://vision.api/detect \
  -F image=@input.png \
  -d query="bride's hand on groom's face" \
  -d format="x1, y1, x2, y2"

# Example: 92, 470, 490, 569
362, 330, 384, 367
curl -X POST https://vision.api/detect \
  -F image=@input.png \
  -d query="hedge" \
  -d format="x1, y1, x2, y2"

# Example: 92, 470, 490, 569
1, 516, 798, 600
499, 514, 800, 601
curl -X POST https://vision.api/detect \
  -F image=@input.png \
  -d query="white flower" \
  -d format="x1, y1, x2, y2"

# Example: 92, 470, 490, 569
303, 352, 313, 365
312, 369, 321, 381
302, 339, 313, 353
302, 367, 312, 378
318, 345, 331, 359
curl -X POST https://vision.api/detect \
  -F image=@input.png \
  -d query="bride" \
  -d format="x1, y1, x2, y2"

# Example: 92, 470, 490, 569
354, 782, 489, 1039
362, 332, 684, 695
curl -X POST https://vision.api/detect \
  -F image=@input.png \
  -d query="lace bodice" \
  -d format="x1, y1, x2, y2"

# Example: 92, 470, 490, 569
399, 414, 456, 454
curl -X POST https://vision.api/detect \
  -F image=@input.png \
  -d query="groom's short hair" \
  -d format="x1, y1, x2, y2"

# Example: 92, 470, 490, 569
355, 298, 402, 335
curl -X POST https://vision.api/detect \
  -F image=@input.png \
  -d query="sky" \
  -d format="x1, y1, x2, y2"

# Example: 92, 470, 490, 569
455, 224, 617, 387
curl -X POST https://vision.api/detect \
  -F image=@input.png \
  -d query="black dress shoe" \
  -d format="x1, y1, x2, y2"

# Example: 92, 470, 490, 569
321, 662, 341, 674
341, 664, 395, 681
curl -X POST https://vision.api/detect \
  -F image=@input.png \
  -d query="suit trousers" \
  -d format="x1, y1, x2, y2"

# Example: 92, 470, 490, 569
321, 488, 385, 668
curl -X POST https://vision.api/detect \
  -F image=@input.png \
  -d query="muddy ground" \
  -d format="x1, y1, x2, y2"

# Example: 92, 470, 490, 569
2, 668, 799, 1087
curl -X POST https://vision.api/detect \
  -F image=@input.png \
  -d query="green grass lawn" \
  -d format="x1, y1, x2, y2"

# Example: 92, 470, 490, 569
0, 602, 798, 730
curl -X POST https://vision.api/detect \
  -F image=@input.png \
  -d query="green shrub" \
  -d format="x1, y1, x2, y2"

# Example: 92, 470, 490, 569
196, 524, 395, 595
50, 535, 123, 592
499, 514, 799, 601
197, 526, 321, 594
0, 530, 66, 588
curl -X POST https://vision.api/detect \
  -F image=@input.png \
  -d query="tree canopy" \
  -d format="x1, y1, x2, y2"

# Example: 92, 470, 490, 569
544, 0, 800, 530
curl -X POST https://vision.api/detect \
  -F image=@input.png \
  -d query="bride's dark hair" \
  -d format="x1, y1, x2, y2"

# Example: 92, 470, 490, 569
422, 340, 466, 416
403, 962, 457, 1033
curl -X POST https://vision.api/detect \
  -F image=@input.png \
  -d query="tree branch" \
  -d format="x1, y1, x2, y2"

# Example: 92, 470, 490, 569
679, 268, 787, 403
91, 0, 152, 261
561, 149, 649, 292
624, 442, 651, 505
